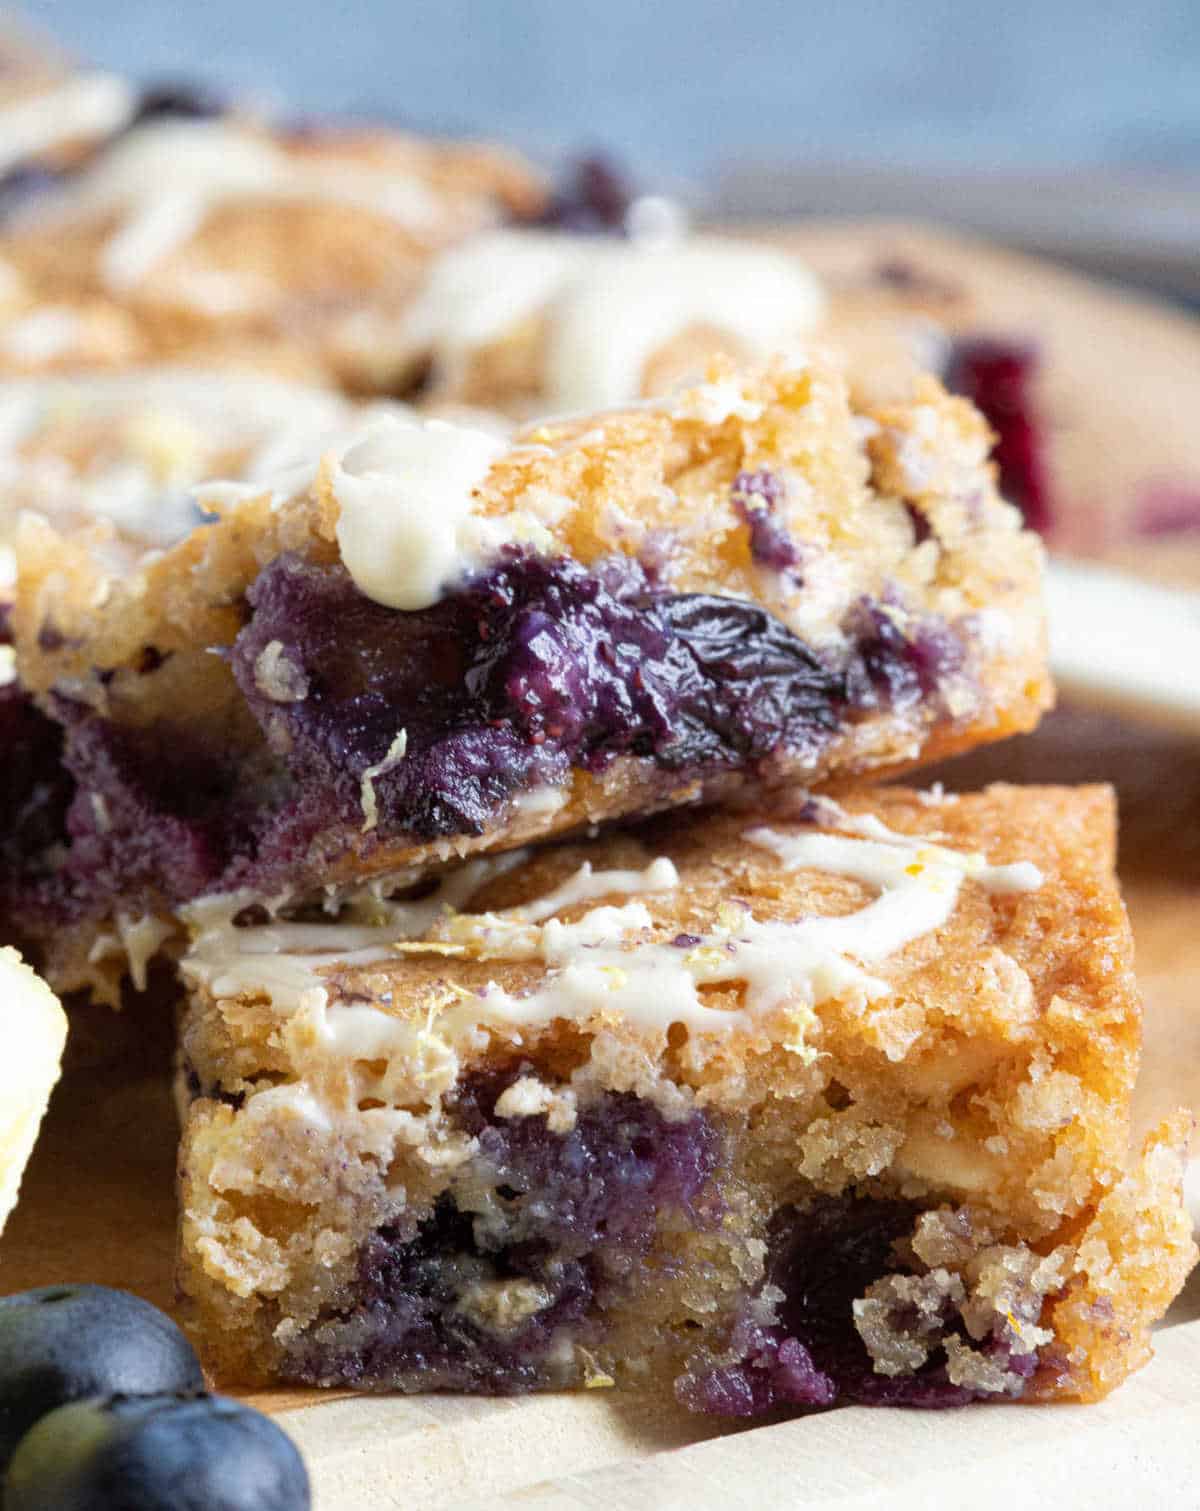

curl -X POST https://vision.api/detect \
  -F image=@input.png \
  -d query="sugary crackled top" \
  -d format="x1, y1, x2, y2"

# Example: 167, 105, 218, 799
0, 946, 67, 1236
180, 783, 1138, 1227
12, 356, 1043, 700
0, 113, 546, 331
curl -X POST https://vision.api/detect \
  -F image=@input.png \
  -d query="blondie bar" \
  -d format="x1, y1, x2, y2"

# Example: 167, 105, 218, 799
175, 784, 1194, 1407
10, 359, 1048, 993
0, 110, 545, 386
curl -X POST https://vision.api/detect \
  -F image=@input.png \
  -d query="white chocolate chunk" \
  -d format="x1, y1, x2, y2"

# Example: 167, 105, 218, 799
0, 948, 67, 1235
330, 415, 505, 611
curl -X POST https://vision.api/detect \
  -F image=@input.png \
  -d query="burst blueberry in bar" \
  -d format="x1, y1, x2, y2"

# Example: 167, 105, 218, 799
0, 365, 395, 988
174, 784, 1194, 1406
9, 357, 1048, 994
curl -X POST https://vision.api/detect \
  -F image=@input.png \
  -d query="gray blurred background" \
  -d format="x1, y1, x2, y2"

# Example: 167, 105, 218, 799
21, 0, 1200, 298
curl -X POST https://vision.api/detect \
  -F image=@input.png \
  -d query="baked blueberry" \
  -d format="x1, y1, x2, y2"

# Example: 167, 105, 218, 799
130, 82, 224, 126
0, 1286, 204, 1473
946, 337, 1052, 535
4, 1393, 309, 1511
531, 153, 633, 232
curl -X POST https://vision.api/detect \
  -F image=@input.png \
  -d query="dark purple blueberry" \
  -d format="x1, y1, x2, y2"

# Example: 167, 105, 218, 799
842, 597, 962, 712
680, 1330, 835, 1416
226, 549, 845, 857
946, 338, 1053, 535
529, 154, 633, 233
4, 1393, 309, 1511
0, 678, 72, 875
18, 550, 967, 935
731, 469, 801, 571
51, 701, 242, 907
286, 1078, 721, 1392
130, 83, 224, 126
680, 1197, 1043, 1416
0, 1286, 204, 1473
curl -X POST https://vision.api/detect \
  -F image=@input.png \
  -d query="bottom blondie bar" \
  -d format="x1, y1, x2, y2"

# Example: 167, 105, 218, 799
176, 784, 1194, 1411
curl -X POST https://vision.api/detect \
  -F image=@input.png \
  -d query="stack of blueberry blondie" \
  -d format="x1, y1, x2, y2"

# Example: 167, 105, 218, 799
0, 38, 1193, 1426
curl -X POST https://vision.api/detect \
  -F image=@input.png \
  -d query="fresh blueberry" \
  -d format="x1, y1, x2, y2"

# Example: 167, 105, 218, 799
0, 1286, 204, 1474
4, 1393, 310, 1511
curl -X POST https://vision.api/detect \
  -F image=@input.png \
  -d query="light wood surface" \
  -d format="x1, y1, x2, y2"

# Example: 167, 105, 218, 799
2, 226, 1199, 1508
3, 703, 1196, 1509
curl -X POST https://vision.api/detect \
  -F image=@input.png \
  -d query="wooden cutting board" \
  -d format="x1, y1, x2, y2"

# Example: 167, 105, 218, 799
3, 224, 1200, 1508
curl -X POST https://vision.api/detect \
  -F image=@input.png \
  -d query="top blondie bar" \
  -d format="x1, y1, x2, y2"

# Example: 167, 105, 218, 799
10, 356, 1049, 989
0, 106, 546, 384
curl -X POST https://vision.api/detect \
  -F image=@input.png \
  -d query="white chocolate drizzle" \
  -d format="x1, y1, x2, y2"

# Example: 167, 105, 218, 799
359, 730, 408, 833
403, 229, 826, 410
182, 822, 1042, 1064
21, 118, 456, 294
516, 857, 679, 923
0, 73, 135, 175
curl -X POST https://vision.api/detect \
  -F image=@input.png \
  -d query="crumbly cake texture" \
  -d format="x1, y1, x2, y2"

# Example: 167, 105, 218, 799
8, 358, 1048, 995
0, 112, 546, 387
174, 783, 1195, 1407
399, 217, 1200, 566
0, 947, 67, 1236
